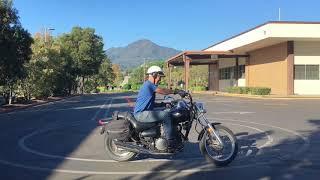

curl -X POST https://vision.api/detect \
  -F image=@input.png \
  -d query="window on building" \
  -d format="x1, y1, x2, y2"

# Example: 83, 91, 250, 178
294, 65, 306, 80
238, 65, 245, 79
219, 67, 231, 80
306, 65, 319, 80
219, 65, 245, 80
294, 65, 320, 80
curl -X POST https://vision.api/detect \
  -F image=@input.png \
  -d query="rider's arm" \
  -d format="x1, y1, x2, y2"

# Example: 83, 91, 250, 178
155, 87, 174, 95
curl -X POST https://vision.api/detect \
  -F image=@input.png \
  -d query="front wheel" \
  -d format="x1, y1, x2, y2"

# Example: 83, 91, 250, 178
104, 135, 137, 162
199, 125, 238, 167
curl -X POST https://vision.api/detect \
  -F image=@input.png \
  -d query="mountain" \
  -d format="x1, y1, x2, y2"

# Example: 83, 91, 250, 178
106, 39, 181, 69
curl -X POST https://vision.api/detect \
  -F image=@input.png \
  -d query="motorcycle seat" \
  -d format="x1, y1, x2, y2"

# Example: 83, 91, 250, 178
116, 111, 158, 132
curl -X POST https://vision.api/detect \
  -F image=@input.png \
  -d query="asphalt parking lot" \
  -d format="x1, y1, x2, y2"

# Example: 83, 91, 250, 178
0, 92, 319, 180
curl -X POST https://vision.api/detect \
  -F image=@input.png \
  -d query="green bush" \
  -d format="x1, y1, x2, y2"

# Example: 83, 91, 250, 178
190, 86, 207, 91
131, 83, 142, 90
97, 86, 107, 93
226, 87, 271, 95
123, 84, 131, 90
249, 87, 271, 95
226, 87, 240, 94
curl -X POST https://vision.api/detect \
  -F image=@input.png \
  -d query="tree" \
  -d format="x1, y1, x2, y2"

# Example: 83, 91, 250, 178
20, 32, 79, 99
97, 58, 114, 87
190, 65, 208, 87
59, 27, 105, 94
112, 64, 124, 87
0, 0, 33, 104
128, 60, 167, 86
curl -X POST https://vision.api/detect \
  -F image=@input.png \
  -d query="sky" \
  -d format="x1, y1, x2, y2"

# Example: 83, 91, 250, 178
13, 0, 320, 51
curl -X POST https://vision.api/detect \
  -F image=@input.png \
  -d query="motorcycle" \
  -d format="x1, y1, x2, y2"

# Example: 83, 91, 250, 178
99, 91, 238, 167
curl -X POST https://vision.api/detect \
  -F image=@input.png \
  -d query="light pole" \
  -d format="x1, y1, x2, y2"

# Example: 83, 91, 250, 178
143, 57, 150, 82
44, 27, 55, 43
143, 58, 146, 77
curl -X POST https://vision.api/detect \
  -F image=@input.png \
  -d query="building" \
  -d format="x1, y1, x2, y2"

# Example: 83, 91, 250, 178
166, 21, 320, 95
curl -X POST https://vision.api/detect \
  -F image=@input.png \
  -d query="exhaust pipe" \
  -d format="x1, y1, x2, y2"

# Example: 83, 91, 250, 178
113, 141, 174, 155
114, 141, 151, 154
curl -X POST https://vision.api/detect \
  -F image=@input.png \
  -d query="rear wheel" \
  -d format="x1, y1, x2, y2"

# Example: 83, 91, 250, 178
104, 135, 137, 161
199, 125, 238, 167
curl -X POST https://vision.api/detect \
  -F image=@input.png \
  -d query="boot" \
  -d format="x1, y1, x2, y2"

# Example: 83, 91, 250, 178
167, 138, 183, 153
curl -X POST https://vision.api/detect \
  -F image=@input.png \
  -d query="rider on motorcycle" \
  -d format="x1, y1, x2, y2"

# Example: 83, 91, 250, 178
133, 65, 185, 151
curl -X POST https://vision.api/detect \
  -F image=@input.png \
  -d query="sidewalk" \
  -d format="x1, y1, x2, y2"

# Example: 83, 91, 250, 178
192, 91, 320, 100
0, 95, 78, 114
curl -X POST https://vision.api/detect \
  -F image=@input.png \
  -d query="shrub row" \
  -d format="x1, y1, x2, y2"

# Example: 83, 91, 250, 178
190, 86, 207, 91
226, 87, 271, 95
123, 83, 142, 90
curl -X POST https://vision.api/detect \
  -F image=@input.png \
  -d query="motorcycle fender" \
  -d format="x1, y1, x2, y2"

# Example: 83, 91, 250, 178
197, 122, 221, 141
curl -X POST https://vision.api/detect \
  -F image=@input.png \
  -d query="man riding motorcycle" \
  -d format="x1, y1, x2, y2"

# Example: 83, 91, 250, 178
133, 65, 186, 151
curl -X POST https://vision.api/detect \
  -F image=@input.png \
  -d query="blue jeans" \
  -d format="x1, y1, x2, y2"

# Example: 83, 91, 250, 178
134, 110, 174, 140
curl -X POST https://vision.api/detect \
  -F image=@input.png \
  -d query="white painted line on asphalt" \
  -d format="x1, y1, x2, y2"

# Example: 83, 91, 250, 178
18, 121, 271, 163
8, 118, 310, 174
218, 103, 248, 108
0, 158, 290, 175
225, 122, 273, 149
245, 149, 253, 156
90, 98, 112, 121
2, 97, 310, 175
104, 98, 113, 117
210, 112, 255, 115
263, 103, 288, 106
0, 160, 220, 175
210, 118, 310, 159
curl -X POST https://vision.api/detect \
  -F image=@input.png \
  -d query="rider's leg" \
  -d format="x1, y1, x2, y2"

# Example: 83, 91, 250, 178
135, 111, 180, 150
135, 111, 174, 137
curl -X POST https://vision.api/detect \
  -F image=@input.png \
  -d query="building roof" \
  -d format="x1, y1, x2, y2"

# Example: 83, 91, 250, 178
166, 51, 247, 66
203, 21, 320, 53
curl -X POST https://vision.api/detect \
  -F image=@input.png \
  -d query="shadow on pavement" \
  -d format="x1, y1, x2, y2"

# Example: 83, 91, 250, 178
0, 92, 136, 180
120, 120, 320, 180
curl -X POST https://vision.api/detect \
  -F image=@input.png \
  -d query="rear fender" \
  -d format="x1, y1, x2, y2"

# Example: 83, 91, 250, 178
197, 122, 221, 141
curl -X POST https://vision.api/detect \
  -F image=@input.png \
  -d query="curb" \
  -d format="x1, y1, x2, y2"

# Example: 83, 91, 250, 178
0, 95, 79, 114
191, 91, 320, 100
214, 93, 320, 100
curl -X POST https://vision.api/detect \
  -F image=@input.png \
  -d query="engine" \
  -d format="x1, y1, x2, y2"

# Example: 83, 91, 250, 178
155, 138, 168, 151
155, 124, 168, 151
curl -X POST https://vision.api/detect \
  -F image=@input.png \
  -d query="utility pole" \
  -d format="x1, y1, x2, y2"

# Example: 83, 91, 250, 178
278, 8, 281, 21
143, 58, 149, 82
144, 58, 146, 74
44, 27, 55, 43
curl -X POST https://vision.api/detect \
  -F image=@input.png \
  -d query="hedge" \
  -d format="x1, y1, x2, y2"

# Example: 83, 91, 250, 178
190, 86, 207, 91
226, 87, 271, 95
123, 84, 131, 90
131, 83, 142, 90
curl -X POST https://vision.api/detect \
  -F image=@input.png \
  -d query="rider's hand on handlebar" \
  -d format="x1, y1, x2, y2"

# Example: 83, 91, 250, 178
174, 89, 187, 98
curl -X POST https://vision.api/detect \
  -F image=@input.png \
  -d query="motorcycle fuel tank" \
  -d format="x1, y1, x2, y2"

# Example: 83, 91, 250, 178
140, 128, 159, 137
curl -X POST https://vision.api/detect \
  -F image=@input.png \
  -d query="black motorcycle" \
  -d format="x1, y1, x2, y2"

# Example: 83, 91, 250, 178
99, 91, 238, 167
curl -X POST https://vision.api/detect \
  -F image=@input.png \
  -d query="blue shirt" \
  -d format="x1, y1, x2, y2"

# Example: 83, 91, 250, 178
134, 80, 158, 114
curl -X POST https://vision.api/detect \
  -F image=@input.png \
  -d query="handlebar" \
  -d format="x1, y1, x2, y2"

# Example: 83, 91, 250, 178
163, 90, 193, 105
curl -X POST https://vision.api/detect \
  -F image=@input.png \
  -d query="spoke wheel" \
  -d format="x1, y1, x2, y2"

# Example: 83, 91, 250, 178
200, 125, 238, 167
104, 135, 137, 161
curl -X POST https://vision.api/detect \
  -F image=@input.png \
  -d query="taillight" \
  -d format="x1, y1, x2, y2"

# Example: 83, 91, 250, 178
98, 119, 105, 126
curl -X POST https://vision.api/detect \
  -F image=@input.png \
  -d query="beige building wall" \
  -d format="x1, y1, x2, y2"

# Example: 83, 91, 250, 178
246, 42, 289, 95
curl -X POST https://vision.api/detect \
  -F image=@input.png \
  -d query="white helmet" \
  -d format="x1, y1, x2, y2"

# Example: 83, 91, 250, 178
147, 66, 165, 77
